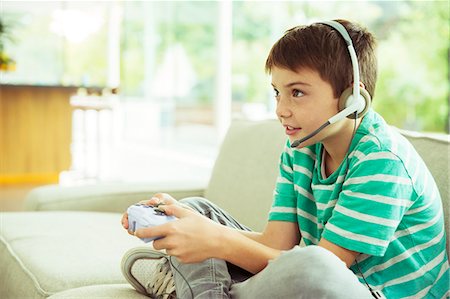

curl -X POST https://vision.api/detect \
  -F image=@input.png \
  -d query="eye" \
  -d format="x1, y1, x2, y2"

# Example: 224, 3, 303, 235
273, 88, 280, 98
292, 89, 304, 97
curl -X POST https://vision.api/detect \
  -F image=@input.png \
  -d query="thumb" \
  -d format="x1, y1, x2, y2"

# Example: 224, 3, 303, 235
159, 204, 193, 218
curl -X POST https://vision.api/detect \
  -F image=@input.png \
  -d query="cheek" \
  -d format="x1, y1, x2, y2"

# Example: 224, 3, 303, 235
299, 105, 337, 133
296, 104, 322, 123
310, 101, 339, 122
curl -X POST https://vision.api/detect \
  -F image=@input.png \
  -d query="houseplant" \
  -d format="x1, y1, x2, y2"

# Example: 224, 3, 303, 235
0, 18, 16, 71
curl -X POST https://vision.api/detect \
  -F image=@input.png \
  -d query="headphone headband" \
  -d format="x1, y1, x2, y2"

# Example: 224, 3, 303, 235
317, 20, 361, 112
319, 21, 353, 47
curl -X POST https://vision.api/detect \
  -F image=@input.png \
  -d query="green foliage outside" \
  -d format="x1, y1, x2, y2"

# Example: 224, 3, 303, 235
2, 1, 449, 132
374, 1, 449, 132
228, 1, 449, 132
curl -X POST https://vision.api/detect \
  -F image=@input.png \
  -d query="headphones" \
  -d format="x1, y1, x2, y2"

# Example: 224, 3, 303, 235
290, 20, 372, 148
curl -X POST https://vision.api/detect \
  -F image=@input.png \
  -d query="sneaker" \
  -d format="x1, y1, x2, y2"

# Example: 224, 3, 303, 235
121, 246, 176, 299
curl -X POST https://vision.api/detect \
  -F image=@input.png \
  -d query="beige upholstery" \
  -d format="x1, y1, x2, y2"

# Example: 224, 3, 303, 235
0, 212, 144, 298
47, 284, 149, 299
204, 120, 285, 230
398, 129, 450, 247
1, 119, 448, 298
23, 181, 206, 213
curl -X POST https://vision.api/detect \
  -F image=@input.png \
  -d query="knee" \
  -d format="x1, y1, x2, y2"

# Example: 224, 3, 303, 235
268, 246, 350, 294
278, 245, 346, 272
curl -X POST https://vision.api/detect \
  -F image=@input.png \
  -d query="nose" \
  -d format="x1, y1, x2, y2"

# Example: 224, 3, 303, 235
276, 96, 292, 119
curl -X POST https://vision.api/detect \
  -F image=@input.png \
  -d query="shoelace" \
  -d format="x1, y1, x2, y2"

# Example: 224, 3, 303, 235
146, 258, 176, 298
130, 256, 176, 299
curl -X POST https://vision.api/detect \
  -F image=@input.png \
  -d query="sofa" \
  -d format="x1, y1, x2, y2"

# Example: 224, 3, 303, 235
1, 119, 449, 299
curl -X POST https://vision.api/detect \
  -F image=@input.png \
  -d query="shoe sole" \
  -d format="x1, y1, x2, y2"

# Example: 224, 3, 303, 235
121, 246, 168, 296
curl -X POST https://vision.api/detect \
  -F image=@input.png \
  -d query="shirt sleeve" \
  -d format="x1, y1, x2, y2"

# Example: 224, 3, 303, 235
268, 140, 297, 222
322, 148, 416, 256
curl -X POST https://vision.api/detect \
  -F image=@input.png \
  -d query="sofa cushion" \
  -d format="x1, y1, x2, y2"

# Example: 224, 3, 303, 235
47, 284, 148, 299
24, 181, 206, 213
0, 211, 144, 299
205, 119, 285, 231
399, 129, 450, 255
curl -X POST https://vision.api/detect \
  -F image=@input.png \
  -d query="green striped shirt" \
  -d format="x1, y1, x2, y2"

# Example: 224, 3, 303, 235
269, 109, 449, 298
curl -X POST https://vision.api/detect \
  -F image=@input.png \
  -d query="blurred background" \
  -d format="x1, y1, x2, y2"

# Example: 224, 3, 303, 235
0, 0, 448, 208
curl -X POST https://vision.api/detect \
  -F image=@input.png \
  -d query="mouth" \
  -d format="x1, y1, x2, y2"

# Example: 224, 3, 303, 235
284, 125, 301, 136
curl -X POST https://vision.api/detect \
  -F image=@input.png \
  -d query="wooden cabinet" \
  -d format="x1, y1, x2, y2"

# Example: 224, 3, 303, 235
0, 84, 77, 184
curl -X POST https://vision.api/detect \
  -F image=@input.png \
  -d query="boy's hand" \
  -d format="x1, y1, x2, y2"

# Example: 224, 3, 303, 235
120, 193, 194, 234
142, 192, 178, 207
135, 204, 225, 264
121, 193, 176, 233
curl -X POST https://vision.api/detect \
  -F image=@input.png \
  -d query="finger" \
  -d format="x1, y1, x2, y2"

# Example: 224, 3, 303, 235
122, 214, 136, 235
138, 197, 160, 206
135, 223, 170, 241
159, 204, 193, 218
158, 193, 178, 205
149, 197, 162, 206
179, 202, 197, 212
151, 193, 168, 205
152, 236, 174, 251
121, 213, 129, 229
162, 248, 180, 259
139, 193, 173, 206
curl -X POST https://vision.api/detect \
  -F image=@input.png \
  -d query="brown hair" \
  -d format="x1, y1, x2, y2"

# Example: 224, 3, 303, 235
265, 19, 378, 99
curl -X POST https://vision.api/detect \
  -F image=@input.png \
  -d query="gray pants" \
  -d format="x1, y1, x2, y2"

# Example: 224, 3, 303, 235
170, 197, 373, 299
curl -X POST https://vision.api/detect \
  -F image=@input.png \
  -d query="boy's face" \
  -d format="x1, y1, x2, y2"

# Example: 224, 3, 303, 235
271, 66, 341, 147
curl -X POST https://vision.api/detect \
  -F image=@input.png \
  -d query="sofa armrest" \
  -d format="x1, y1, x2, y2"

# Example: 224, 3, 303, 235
23, 180, 207, 213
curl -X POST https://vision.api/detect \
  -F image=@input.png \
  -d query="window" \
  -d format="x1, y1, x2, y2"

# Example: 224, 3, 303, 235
121, 1, 219, 123
2, 1, 109, 87
230, 1, 449, 132
2, 1, 447, 183
2, 1, 448, 133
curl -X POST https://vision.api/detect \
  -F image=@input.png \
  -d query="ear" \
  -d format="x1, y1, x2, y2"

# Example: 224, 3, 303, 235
338, 84, 371, 119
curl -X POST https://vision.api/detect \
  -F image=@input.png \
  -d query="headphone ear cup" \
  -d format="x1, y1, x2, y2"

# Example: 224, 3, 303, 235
338, 87, 372, 119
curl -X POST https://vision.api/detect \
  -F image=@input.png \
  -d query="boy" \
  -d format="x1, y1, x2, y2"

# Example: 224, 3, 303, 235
122, 19, 449, 298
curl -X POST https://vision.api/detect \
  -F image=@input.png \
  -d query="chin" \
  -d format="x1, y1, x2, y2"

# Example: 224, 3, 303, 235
288, 136, 298, 145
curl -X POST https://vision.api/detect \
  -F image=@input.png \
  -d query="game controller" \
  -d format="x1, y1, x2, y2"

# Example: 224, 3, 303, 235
127, 204, 177, 242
